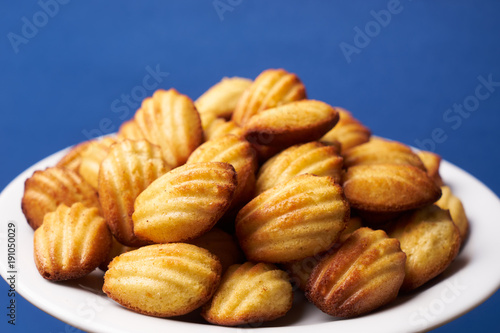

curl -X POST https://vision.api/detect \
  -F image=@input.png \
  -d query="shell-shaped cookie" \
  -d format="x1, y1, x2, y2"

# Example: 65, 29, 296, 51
103, 243, 222, 317
388, 205, 461, 291
56, 140, 93, 172
34, 203, 112, 281
78, 137, 117, 189
256, 141, 343, 195
232, 69, 307, 126
117, 119, 145, 141
343, 138, 426, 170
201, 113, 244, 141
98, 139, 169, 247
196, 77, 253, 120
417, 150, 444, 186
343, 164, 442, 212
187, 134, 257, 208
305, 227, 406, 318
435, 186, 469, 240
201, 262, 293, 326
320, 108, 371, 153
243, 100, 339, 147
236, 174, 350, 263
189, 228, 244, 273
132, 162, 237, 243
134, 89, 203, 167
21, 166, 100, 230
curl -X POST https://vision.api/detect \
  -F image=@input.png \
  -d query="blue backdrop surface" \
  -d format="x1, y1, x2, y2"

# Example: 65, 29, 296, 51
1, 1, 499, 332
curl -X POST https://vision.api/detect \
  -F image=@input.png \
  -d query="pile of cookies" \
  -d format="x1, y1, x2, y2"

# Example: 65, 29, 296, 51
21, 68, 469, 325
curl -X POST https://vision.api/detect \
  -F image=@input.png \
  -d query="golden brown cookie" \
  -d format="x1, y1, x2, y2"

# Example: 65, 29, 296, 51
305, 227, 406, 318
56, 140, 93, 172
255, 141, 343, 195
417, 150, 444, 186
78, 137, 117, 189
132, 162, 237, 243
343, 138, 426, 170
103, 243, 221, 317
189, 228, 244, 273
99, 236, 136, 271
201, 112, 244, 141
98, 139, 168, 247
435, 186, 469, 240
388, 205, 461, 291
343, 164, 442, 213
338, 216, 364, 243
320, 108, 371, 153
232, 68, 306, 126
236, 174, 349, 263
187, 134, 258, 209
34, 203, 112, 281
116, 119, 146, 141
243, 100, 339, 147
201, 262, 293, 326
134, 89, 203, 168
22, 166, 100, 230
195, 77, 253, 120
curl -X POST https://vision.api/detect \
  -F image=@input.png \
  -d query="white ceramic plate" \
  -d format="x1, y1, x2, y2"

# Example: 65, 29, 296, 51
1, 146, 500, 333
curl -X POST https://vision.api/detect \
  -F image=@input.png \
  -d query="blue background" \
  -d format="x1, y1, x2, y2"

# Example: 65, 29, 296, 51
1, 0, 499, 332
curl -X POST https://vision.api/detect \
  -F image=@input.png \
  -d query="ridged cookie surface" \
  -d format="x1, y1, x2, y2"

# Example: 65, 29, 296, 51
195, 77, 252, 120
236, 174, 349, 263
243, 100, 339, 147
103, 243, 221, 317
320, 108, 371, 153
78, 137, 116, 189
34, 203, 112, 281
256, 141, 343, 195
98, 139, 168, 246
417, 150, 444, 186
306, 227, 406, 318
201, 113, 244, 141
56, 140, 93, 172
201, 262, 293, 326
132, 162, 237, 243
22, 166, 100, 230
134, 88, 203, 167
187, 134, 257, 208
232, 68, 306, 126
435, 185, 469, 240
117, 119, 145, 141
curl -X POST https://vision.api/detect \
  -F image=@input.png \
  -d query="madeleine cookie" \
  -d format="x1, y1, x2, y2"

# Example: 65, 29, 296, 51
34, 203, 112, 281
196, 77, 253, 120
56, 140, 93, 172
98, 139, 168, 247
236, 174, 349, 263
306, 228, 406, 318
78, 137, 117, 189
417, 150, 444, 186
435, 186, 469, 240
255, 141, 343, 195
243, 100, 339, 147
388, 205, 461, 291
343, 164, 442, 213
134, 89, 203, 168
189, 228, 244, 272
232, 68, 306, 126
201, 262, 293, 326
117, 119, 145, 141
343, 138, 426, 170
132, 162, 237, 243
22, 166, 100, 230
320, 108, 371, 153
187, 135, 257, 209
103, 243, 221, 317
201, 113, 244, 141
